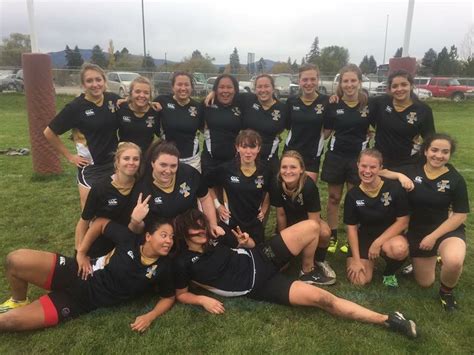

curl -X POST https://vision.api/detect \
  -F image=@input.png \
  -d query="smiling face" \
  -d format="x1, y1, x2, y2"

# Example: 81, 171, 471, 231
115, 148, 140, 177
424, 139, 451, 169
145, 223, 174, 257
357, 154, 382, 185
340, 71, 360, 99
82, 69, 106, 99
172, 75, 192, 101
151, 153, 179, 185
130, 82, 151, 109
255, 76, 274, 104
389, 76, 412, 103
216, 77, 236, 106
280, 156, 304, 186
299, 69, 319, 97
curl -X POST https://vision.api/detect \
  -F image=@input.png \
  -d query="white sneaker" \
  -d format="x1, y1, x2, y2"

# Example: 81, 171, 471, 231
402, 264, 413, 275
316, 261, 336, 279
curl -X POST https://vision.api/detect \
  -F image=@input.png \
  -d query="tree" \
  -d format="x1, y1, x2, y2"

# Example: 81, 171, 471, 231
462, 56, 474, 76
318, 46, 349, 74
394, 47, 403, 58
191, 50, 203, 59
368, 55, 377, 74
0, 33, 31, 66
64, 44, 83, 68
229, 47, 241, 74
176, 51, 216, 73
432, 45, 462, 75
359, 55, 370, 74
107, 40, 115, 69
291, 60, 299, 73
142, 54, 156, 70
460, 24, 474, 60
306, 36, 320, 64
271, 62, 292, 74
257, 57, 266, 73
421, 48, 437, 73
90, 45, 107, 68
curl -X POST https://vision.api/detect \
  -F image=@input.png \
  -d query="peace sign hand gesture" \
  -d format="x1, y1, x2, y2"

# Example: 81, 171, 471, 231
131, 193, 151, 225
231, 226, 255, 248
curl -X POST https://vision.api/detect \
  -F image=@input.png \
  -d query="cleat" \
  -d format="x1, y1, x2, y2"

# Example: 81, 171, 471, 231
383, 275, 399, 288
0, 297, 30, 313
299, 268, 336, 286
401, 264, 413, 275
385, 311, 417, 339
327, 238, 338, 254
339, 242, 349, 254
316, 261, 337, 279
439, 291, 458, 312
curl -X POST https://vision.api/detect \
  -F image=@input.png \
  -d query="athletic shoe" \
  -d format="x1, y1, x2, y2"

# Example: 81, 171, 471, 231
383, 275, 399, 288
327, 238, 338, 254
439, 291, 458, 312
316, 261, 337, 279
299, 268, 336, 286
0, 297, 30, 313
339, 242, 349, 253
384, 311, 417, 339
401, 264, 413, 275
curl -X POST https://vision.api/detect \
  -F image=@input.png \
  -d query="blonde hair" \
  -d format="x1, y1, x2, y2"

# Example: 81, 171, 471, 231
336, 64, 368, 109
278, 150, 307, 201
80, 63, 106, 85
114, 142, 142, 173
129, 76, 153, 97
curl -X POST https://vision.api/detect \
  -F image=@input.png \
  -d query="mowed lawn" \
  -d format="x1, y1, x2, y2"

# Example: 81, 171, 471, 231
0, 94, 473, 354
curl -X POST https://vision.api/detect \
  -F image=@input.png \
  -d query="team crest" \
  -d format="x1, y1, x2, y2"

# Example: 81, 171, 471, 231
253, 103, 260, 111
145, 265, 157, 279
108, 101, 116, 113
271, 110, 281, 121
406, 112, 417, 124
380, 192, 392, 206
315, 104, 324, 114
121, 115, 131, 123
146, 116, 155, 127
385, 105, 393, 113
437, 180, 450, 192
254, 175, 264, 188
296, 193, 304, 206
281, 193, 287, 201
232, 107, 241, 116
179, 182, 191, 197
188, 106, 198, 117
360, 106, 369, 117
414, 176, 423, 184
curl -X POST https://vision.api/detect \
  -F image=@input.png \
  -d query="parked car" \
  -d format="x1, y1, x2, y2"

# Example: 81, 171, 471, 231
250, 73, 293, 99
0, 73, 23, 92
369, 82, 432, 100
106, 71, 140, 97
205, 76, 217, 94
153, 72, 206, 96
457, 78, 474, 87
416, 77, 474, 102
413, 77, 430, 87
319, 74, 383, 96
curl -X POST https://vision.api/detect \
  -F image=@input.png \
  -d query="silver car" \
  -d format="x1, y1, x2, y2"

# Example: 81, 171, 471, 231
106, 71, 140, 97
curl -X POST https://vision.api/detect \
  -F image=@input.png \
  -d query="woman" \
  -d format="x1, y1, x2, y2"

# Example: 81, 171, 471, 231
201, 74, 242, 177
321, 64, 372, 254
154, 72, 203, 171
270, 150, 335, 283
173, 209, 417, 339
207, 129, 270, 244
390, 134, 469, 311
117, 76, 160, 154
284, 64, 329, 182
344, 149, 410, 287
44, 63, 120, 209
75, 142, 141, 258
0, 217, 175, 333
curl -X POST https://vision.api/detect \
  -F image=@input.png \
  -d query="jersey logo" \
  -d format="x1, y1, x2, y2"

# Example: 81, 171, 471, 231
127, 250, 135, 259
230, 176, 240, 183
167, 103, 175, 109
188, 106, 198, 117
281, 193, 287, 201
336, 109, 344, 115
191, 256, 200, 263
292, 105, 301, 111
254, 175, 264, 188
296, 193, 304, 206
179, 182, 191, 197
385, 105, 393, 113
146, 116, 155, 127
108, 198, 118, 206
437, 180, 450, 192
271, 110, 281, 121
232, 107, 241, 116
85, 109, 95, 116
154, 196, 163, 205
406, 112, 417, 124
108, 101, 116, 113
360, 106, 369, 118
121, 116, 131, 123
356, 199, 365, 207
59, 256, 66, 266
415, 176, 423, 184
252, 103, 260, 111
210, 104, 218, 109
145, 264, 157, 279
380, 192, 392, 206
315, 104, 324, 114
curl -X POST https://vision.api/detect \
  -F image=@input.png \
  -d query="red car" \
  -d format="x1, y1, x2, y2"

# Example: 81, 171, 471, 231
417, 77, 474, 102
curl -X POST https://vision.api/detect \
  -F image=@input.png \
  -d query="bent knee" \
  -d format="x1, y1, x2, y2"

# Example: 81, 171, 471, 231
384, 241, 408, 260
415, 275, 435, 288
5, 249, 28, 271
328, 194, 342, 205
441, 257, 464, 272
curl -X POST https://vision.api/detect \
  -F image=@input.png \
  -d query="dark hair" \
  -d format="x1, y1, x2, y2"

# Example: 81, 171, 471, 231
358, 148, 383, 166
336, 64, 368, 109
174, 209, 211, 252
213, 74, 239, 96
299, 63, 320, 77
422, 133, 457, 155
171, 71, 194, 89
387, 69, 418, 101
141, 140, 180, 177
145, 217, 174, 235
235, 129, 262, 148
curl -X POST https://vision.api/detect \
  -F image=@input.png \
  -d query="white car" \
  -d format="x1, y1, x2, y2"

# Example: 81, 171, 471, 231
206, 76, 252, 94
370, 82, 432, 100
106, 71, 140, 97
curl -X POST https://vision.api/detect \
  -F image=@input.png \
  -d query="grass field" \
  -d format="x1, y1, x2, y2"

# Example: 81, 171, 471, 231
0, 94, 473, 354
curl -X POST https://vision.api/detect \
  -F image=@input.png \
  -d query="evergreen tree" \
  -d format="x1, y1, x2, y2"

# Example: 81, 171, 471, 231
394, 47, 403, 58
291, 60, 299, 73
257, 57, 266, 73
359, 55, 370, 74
65, 45, 83, 68
421, 48, 437, 72
306, 36, 320, 64
191, 50, 203, 59
229, 47, 240, 74
368, 55, 377, 73
142, 54, 156, 70
433, 46, 462, 75
90, 45, 107, 68
462, 56, 474, 76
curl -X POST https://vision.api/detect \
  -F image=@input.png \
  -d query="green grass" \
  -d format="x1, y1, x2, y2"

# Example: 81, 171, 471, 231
0, 94, 473, 353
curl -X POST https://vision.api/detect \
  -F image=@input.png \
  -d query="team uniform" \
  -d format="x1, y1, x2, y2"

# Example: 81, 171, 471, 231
174, 231, 296, 305
154, 95, 204, 169
398, 163, 469, 257
207, 161, 271, 244
38, 222, 174, 326
369, 96, 435, 170
117, 103, 160, 153
343, 179, 410, 259
48, 92, 120, 188
284, 95, 329, 172
201, 101, 243, 176
321, 101, 372, 185
134, 163, 208, 226
270, 177, 321, 226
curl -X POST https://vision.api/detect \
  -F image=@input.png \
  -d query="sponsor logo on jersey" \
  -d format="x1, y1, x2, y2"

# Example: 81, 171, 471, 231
230, 176, 240, 183
154, 196, 163, 204
146, 116, 155, 127
85, 109, 95, 116
127, 250, 134, 259
292, 105, 301, 111
336, 109, 345, 115
254, 175, 264, 188
415, 176, 423, 184
108, 198, 118, 206
188, 106, 198, 117
406, 112, 417, 124
210, 104, 218, 109
296, 193, 304, 206
380, 192, 392, 206
121, 116, 131, 123
179, 182, 191, 198
315, 104, 324, 114
167, 103, 175, 109
252, 103, 260, 111
356, 199, 365, 207
108, 101, 116, 113
385, 105, 393, 113
271, 110, 281, 121
281, 193, 287, 201
360, 106, 369, 118
145, 264, 157, 279
191, 256, 200, 263
437, 180, 450, 192
232, 107, 241, 116
59, 256, 66, 266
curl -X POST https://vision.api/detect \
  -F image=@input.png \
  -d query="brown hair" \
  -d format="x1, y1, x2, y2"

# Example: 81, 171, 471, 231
235, 129, 262, 148
278, 150, 307, 201
141, 140, 180, 177
422, 133, 457, 155
358, 148, 383, 166
336, 64, 368, 109
171, 71, 194, 89
387, 69, 418, 100
299, 63, 320, 78
254, 74, 275, 90
174, 209, 211, 252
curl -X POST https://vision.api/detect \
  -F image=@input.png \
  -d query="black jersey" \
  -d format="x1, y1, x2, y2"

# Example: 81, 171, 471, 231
49, 92, 120, 165
207, 161, 270, 228
74, 222, 174, 309
155, 95, 203, 159
239, 93, 287, 161
202, 102, 242, 160
174, 234, 255, 296
324, 101, 371, 158
117, 103, 160, 153
270, 177, 321, 226
81, 177, 135, 225
284, 95, 329, 159
370, 96, 435, 167
399, 163, 470, 236
135, 163, 208, 225
344, 179, 410, 240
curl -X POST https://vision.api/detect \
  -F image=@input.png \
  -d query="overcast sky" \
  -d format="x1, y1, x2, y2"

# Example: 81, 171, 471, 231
1, 0, 473, 66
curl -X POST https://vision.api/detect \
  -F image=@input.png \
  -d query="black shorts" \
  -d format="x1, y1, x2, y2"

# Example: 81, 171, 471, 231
77, 162, 114, 189
408, 225, 466, 258
260, 155, 280, 181
201, 150, 233, 178
248, 233, 295, 305
283, 147, 322, 174
321, 151, 359, 185
87, 235, 116, 259
347, 235, 376, 260
222, 220, 265, 245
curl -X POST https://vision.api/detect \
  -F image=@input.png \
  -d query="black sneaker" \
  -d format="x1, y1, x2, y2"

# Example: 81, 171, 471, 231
385, 312, 417, 339
299, 268, 336, 286
440, 291, 458, 312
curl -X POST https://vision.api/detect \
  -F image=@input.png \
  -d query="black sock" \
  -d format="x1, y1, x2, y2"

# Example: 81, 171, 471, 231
315, 247, 328, 262
383, 256, 405, 276
440, 282, 454, 294
330, 229, 338, 241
